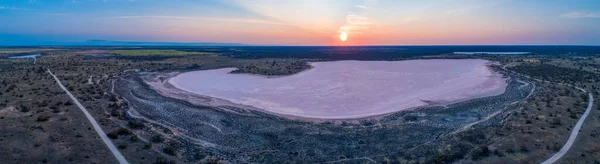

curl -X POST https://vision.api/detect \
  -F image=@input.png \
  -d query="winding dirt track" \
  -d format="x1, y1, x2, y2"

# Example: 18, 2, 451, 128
48, 69, 128, 164
541, 91, 593, 164
501, 64, 595, 164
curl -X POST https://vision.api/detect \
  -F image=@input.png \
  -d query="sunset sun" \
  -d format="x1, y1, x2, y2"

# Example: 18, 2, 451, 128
339, 32, 348, 42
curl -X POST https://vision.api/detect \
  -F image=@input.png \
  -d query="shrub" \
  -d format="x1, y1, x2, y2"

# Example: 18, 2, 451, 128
107, 131, 119, 139
520, 145, 529, 152
494, 150, 505, 157
143, 143, 152, 149
48, 135, 59, 142
551, 118, 562, 126
110, 109, 121, 117
129, 135, 139, 142
116, 128, 132, 135
19, 105, 30, 112
405, 115, 419, 121
64, 101, 73, 106
193, 152, 207, 160
36, 115, 50, 122
118, 142, 128, 149
471, 146, 490, 160
154, 157, 175, 164
163, 146, 177, 156
127, 120, 145, 129
570, 113, 578, 119
151, 135, 164, 143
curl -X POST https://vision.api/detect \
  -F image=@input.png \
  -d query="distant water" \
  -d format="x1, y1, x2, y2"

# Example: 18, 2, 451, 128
453, 52, 530, 55
8, 54, 41, 59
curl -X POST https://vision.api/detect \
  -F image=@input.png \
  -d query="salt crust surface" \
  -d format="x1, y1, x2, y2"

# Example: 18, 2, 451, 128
169, 59, 507, 119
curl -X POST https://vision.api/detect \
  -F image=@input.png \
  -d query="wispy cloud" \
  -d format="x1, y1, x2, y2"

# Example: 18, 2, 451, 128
95, 0, 134, 2
108, 15, 289, 26
110, 15, 191, 19
339, 14, 373, 35
0, 6, 28, 10
339, 0, 376, 36
0, 5, 69, 16
443, 0, 506, 17
346, 14, 373, 26
445, 6, 478, 15
223, 0, 347, 37
559, 12, 600, 19
44, 13, 71, 16
355, 5, 368, 9
403, 17, 421, 22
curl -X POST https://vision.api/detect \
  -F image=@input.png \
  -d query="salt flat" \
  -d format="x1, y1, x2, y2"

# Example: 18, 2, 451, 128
168, 59, 507, 119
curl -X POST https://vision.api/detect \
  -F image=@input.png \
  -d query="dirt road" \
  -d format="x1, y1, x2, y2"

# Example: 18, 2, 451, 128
48, 69, 128, 164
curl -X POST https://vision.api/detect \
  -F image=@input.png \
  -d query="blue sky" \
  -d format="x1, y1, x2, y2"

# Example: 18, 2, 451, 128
1, 0, 599, 45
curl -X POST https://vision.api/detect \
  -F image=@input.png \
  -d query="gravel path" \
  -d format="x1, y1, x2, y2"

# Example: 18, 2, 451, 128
48, 69, 128, 164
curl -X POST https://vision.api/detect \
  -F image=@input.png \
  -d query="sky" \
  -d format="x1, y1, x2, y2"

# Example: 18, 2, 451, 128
0, 0, 599, 46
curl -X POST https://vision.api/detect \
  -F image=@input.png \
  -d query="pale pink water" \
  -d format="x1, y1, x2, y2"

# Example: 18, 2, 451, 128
169, 59, 507, 119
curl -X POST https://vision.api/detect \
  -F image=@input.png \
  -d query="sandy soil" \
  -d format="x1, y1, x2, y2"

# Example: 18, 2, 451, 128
148, 59, 507, 120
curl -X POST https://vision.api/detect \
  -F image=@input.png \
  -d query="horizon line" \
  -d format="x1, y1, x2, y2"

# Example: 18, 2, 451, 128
2, 44, 600, 47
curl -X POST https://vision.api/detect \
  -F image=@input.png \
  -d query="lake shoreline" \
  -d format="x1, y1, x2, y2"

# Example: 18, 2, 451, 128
145, 59, 508, 121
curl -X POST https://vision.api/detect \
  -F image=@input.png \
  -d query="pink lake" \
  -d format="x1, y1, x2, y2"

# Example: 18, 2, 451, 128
168, 59, 507, 119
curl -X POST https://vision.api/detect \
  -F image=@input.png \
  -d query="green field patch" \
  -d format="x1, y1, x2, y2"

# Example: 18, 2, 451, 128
0, 49, 57, 54
110, 50, 215, 56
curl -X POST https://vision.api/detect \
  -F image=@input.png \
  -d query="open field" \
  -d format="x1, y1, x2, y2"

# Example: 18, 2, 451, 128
0, 57, 116, 163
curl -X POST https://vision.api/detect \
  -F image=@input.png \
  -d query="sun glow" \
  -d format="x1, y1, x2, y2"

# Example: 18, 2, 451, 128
339, 32, 348, 42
